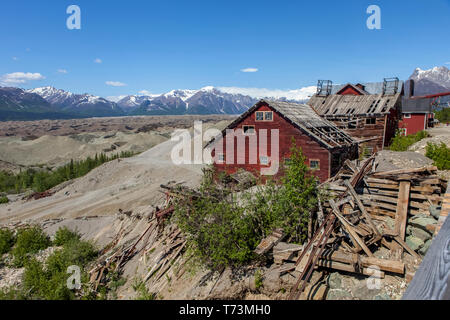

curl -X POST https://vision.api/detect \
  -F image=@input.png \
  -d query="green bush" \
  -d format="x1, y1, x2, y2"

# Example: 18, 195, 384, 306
12, 226, 51, 267
0, 196, 9, 204
389, 130, 429, 151
21, 237, 97, 300
53, 227, 81, 246
0, 228, 15, 255
174, 142, 318, 271
426, 142, 450, 170
435, 108, 450, 123
0, 151, 137, 194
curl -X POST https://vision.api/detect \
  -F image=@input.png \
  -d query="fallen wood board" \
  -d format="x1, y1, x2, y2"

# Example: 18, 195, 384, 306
394, 181, 411, 242
254, 228, 284, 255
316, 260, 385, 278
344, 180, 380, 237
319, 250, 404, 274
329, 200, 374, 257
371, 166, 437, 177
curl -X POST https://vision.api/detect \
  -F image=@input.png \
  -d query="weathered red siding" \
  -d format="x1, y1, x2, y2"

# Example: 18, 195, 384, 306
337, 85, 362, 96
212, 104, 331, 183
399, 113, 427, 135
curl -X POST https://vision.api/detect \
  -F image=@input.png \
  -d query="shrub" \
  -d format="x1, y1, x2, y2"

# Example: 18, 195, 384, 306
389, 130, 429, 151
0, 228, 15, 255
12, 226, 51, 267
0, 196, 8, 204
435, 108, 450, 123
53, 227, 81, 246
0, 151, 138, 194
21, 237, 97, 300
426, 142, 450, 170
174, 142, 318, 271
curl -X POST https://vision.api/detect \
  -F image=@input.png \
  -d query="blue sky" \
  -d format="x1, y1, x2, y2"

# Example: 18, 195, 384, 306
0, 0, 449, 99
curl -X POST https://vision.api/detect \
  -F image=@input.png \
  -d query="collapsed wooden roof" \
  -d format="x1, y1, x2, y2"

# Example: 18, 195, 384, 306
308, 92, 403, 118
205, 99, 357, 150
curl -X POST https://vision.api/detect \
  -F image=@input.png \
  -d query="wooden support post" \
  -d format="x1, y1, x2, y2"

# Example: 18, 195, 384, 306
395, 181, 411, 241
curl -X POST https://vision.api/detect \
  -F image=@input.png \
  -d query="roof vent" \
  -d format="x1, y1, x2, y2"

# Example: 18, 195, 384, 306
317, 80, 333, 96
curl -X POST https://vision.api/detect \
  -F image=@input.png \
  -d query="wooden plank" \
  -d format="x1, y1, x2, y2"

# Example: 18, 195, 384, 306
402, 216, 450, 300
395, 181, 411, 241
316, 260, 385, 278
371, 166, 437, 177
329, 200, 374, 257
319, 250, 404, 274
344, 180, 381, 237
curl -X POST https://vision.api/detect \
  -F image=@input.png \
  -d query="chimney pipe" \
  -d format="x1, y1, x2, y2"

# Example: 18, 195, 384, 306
407, 79, 415, 98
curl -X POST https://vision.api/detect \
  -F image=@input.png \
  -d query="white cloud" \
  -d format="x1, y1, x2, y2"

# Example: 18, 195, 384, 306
57, 69, 68, 74
106, 81, 127, 87
446, 62, 450, 65
12, 57, 19, 61
241, 68, 258, 73
217, 86, 317, 101
94, 58, 102, 64
0, 72, 45, 85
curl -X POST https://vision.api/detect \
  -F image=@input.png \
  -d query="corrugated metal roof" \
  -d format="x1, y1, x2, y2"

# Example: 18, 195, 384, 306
402, 97, 432, 113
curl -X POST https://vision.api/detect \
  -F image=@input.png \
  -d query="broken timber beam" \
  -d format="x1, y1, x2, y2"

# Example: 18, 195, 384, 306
329, 200, 374, 257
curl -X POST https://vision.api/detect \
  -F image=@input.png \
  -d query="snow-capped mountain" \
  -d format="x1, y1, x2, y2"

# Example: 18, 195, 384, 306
117, 86, 311, 115
28, 86, 124, 117
0, 87, 78, 121
409, 66, 450, 96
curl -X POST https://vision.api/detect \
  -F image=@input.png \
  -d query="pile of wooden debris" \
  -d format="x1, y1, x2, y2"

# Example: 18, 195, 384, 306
254, 157, 447, 300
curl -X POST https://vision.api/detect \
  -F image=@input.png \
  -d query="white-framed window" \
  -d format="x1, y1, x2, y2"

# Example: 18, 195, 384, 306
260, 156, 269, 165
309, 159, 320, 169
255, 111, 264, 121
243, 125, 255, 135
264, 111, 273, 121
403, 113, 411, 119
255, 111, 274, 122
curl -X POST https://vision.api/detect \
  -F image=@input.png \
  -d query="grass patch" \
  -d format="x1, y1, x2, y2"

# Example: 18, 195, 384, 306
132, 279, 156, 300
0, 151, 137, 194
0, 196, 9, 204
389, 130, 429, 151
426, 142, 450, 170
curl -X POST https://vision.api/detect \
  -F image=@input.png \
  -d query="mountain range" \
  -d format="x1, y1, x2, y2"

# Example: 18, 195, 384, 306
409, 66, 450, 96
1, 66, 449, 121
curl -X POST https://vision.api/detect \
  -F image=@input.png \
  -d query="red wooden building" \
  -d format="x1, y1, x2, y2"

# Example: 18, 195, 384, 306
205, 100, 358, 183
308, 78, 403, 154
398, 97, 435, 136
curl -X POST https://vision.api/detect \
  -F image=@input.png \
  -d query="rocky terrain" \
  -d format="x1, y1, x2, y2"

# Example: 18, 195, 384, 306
0, 115, 234, 167
0, 123, 448, 300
